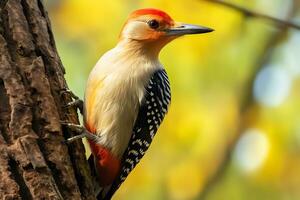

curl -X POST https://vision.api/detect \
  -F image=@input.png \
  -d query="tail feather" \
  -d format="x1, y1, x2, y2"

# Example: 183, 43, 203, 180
88, 155, 113, 200
88, 155, 103, 198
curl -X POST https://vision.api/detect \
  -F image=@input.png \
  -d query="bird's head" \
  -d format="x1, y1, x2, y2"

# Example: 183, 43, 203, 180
119, 8, 213, 53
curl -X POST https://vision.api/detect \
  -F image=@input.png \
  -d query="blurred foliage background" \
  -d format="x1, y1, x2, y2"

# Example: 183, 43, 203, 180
45, 0, 300, 199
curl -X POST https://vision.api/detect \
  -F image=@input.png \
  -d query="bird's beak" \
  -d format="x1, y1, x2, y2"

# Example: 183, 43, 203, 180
165, 22, 214, 36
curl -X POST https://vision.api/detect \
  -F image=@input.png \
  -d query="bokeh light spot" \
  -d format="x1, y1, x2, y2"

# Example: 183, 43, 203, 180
253, 66, 291, 107
234, 129, 270, 173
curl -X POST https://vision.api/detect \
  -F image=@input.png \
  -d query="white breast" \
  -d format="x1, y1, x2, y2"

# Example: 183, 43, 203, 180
84, 45, 162, 158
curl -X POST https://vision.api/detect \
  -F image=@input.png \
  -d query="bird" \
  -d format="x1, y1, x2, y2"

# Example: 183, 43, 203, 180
64, 8, 213, 200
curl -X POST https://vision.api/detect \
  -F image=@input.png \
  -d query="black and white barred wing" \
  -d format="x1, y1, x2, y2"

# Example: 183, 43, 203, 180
105, 69, 171, 199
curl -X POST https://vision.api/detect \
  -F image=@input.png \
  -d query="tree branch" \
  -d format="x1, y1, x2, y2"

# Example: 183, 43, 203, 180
203, 0, 300, 30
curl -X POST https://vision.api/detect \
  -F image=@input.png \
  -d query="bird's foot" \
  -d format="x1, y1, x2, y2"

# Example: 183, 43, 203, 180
61, 122, 98, 143
66, 99, 84, 113
60, 88, 84, 114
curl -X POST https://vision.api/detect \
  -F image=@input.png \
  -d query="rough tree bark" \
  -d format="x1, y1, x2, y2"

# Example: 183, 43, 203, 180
0, 0, 95, 199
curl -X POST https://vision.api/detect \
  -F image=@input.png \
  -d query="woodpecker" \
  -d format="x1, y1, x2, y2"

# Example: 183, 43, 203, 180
64, 8, 213, 199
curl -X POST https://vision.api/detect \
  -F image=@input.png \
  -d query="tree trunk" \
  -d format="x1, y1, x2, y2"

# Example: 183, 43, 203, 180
0, 0, 95, 199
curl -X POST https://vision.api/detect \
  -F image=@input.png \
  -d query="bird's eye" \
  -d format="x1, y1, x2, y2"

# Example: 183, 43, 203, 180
148, 20, 160, 29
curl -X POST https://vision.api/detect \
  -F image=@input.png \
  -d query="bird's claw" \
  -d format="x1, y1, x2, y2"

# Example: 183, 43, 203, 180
64, 99, 84, 113
60, 88, 83, 114
61, 121, 84, 133
60, 88, 78, 99
61, 121, 99, 143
